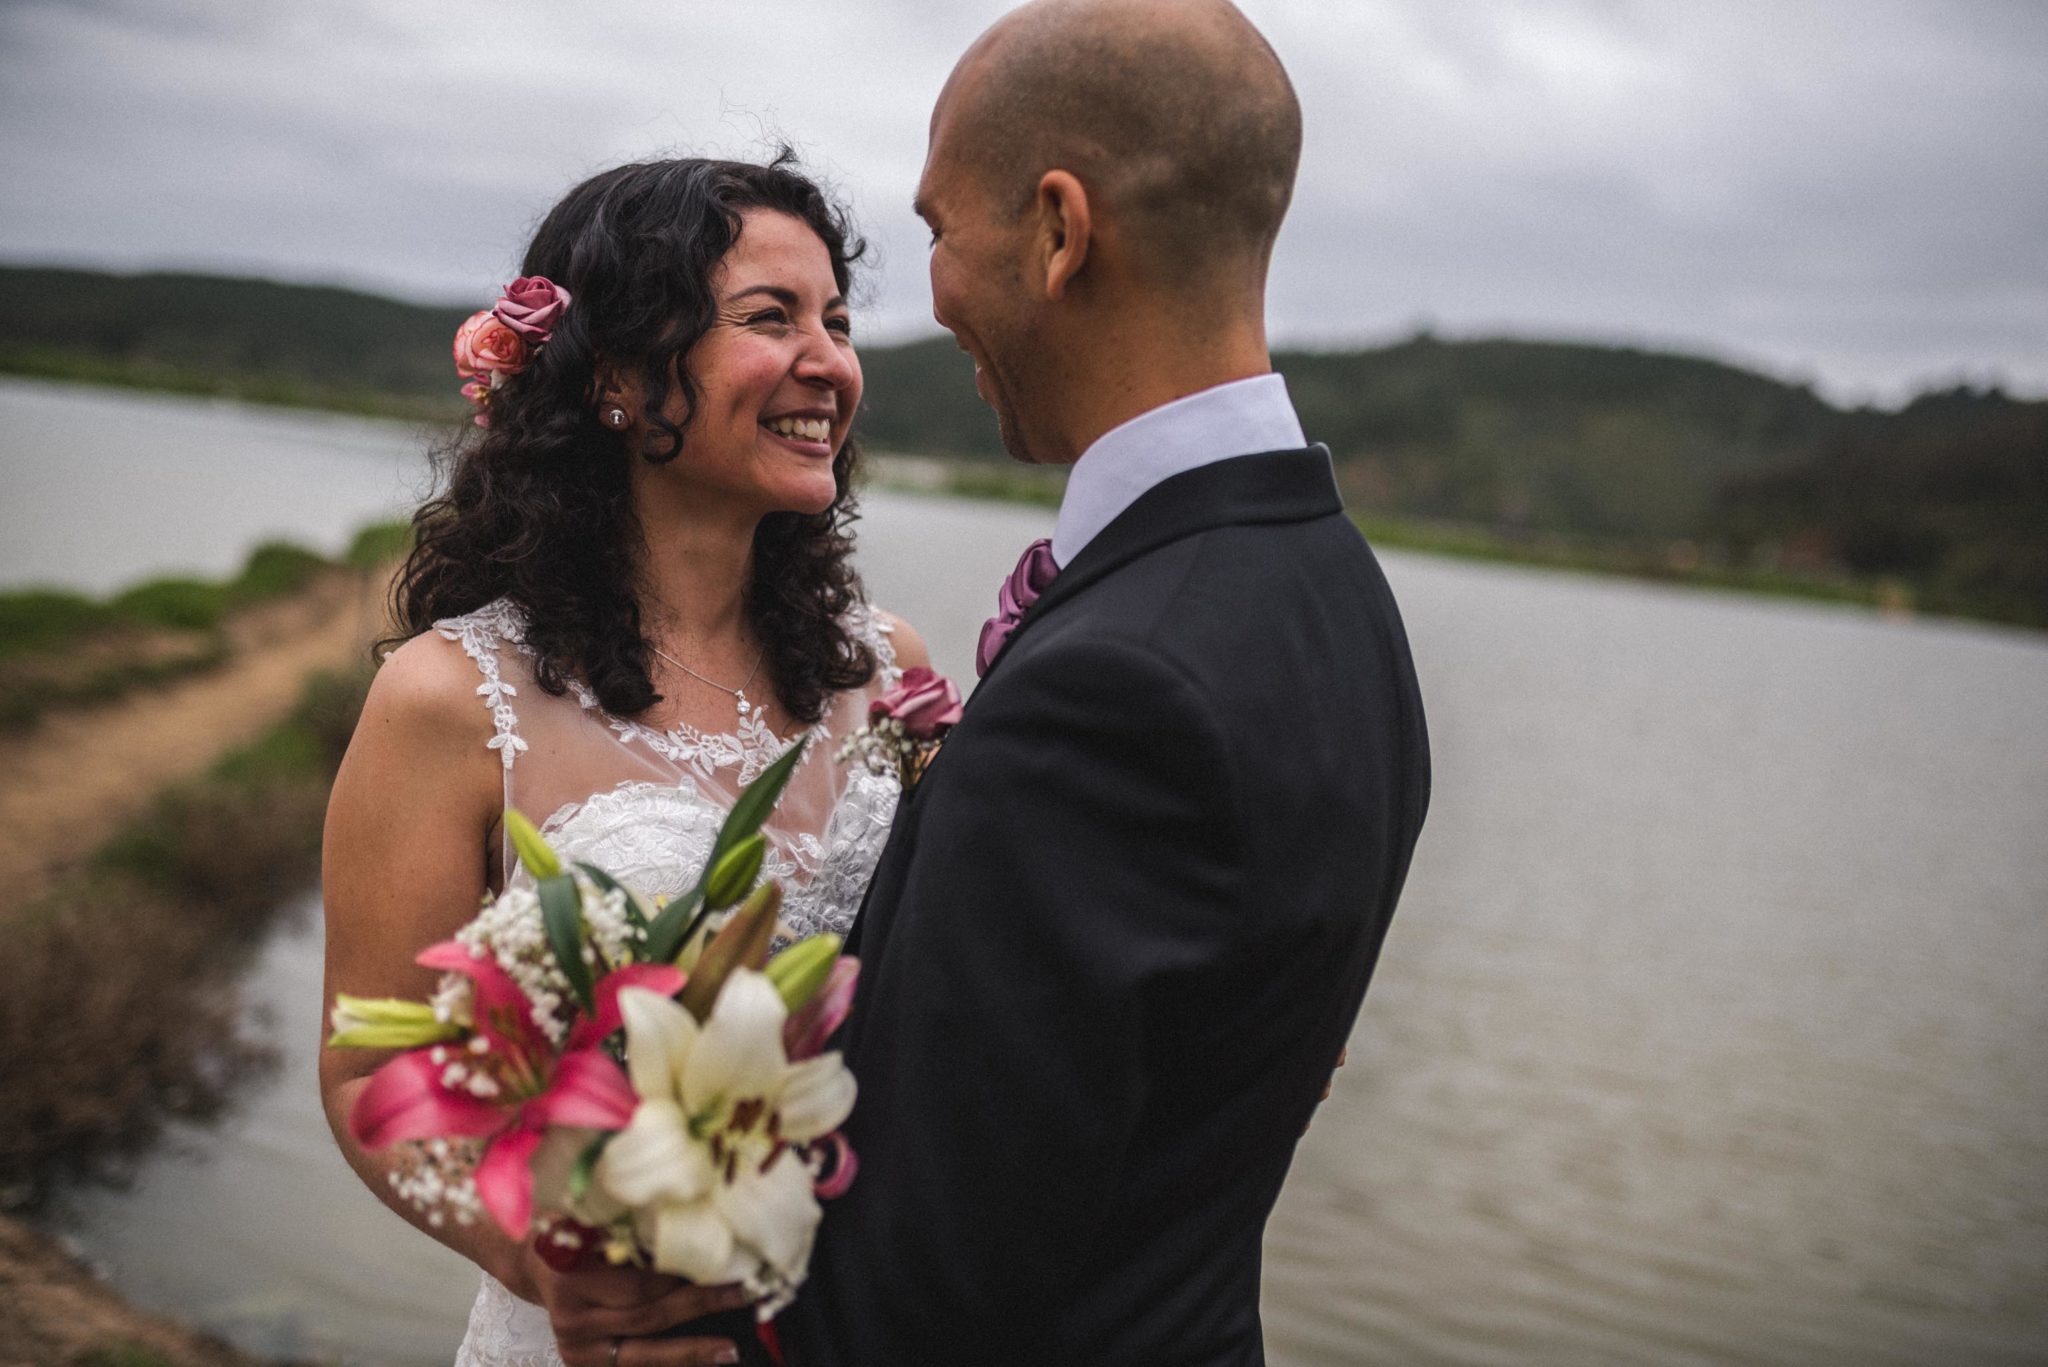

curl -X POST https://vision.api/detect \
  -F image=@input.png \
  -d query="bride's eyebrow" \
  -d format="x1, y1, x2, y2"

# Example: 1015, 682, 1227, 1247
725, 284, 848, 312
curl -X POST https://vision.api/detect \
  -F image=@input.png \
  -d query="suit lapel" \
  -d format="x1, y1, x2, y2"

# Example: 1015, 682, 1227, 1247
978, 445, 1342, 684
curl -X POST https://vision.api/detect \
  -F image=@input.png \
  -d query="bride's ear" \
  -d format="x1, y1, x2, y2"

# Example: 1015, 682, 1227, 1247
590, 365, 633, 429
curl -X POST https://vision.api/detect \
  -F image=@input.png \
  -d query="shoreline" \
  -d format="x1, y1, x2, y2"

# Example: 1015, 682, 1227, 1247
10, 365, 2033, 635
0, 1215, 278, 1367
0, 561, 388, 1365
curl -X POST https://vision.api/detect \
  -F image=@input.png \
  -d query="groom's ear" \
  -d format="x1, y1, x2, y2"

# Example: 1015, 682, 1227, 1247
1034, 169, 1092, 301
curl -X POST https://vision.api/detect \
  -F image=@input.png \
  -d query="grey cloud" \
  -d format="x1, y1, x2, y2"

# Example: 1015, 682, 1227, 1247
0, 0, 2042, 401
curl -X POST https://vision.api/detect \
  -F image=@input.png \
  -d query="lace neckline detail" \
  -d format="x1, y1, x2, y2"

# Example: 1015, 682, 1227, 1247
600, 699, 827, 787
438, 597, 897, 786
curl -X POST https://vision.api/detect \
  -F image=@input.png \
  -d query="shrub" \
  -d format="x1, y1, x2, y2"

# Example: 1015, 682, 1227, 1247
0, 589, 114, 659
345, 520, 412, 570
232, 540, 327, 601
109, 578, 227, 632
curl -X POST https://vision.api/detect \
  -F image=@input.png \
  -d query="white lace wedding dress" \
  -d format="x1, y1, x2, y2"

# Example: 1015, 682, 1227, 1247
433, 597, 903, 1367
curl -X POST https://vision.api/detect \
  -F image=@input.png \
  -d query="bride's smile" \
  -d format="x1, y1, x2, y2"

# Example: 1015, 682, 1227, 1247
652, 207, 862, 523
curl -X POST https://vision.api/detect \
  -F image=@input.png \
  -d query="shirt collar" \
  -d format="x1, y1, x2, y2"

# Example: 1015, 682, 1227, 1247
1050, 372, 1306, 567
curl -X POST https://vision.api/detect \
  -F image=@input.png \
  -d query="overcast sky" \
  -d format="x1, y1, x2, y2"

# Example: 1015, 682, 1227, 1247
2, 0, 2043, 404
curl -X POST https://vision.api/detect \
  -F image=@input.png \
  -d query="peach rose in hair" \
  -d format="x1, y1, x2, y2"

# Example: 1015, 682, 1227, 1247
454, 311, 529, 379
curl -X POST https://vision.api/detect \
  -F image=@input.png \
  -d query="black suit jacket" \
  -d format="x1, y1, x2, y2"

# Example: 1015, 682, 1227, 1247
782, 446, 1430, 1366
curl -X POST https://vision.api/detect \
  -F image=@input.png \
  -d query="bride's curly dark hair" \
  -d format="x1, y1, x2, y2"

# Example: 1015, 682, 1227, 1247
390, 152, 876, 725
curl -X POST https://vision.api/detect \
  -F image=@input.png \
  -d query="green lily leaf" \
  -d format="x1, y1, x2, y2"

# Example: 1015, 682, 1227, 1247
710, 737, 807, 866
538, 873, 594, 1011
646, 738, 807, 962
642, 884, 707, 966
659, 738, 807, 959
505, 808, 563, 881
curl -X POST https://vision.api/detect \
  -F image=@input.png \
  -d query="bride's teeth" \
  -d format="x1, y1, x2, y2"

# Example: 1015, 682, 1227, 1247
767, 417, 830, 442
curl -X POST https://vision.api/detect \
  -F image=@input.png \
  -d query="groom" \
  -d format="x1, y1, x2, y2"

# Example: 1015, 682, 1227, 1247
783, 0, 1429, 1361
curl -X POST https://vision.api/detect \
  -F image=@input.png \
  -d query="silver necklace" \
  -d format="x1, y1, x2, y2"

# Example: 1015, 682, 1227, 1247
649, 641, 765, 721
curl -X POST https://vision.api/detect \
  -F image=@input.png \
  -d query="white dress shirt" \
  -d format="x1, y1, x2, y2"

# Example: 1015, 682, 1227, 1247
1049, 372, 1307, 568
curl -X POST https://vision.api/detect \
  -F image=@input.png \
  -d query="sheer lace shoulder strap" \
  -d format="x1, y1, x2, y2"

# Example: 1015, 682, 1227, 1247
849, 601, 903, 690
434, 599, 530, 770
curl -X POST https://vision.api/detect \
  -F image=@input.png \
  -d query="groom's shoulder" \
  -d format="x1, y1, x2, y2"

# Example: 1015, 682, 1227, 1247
1080, 504, 1386, 640
1026, 507, 1414, 734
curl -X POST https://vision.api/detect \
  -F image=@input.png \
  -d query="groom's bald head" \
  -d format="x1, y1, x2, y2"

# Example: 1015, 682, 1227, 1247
932, 0, 1301, 283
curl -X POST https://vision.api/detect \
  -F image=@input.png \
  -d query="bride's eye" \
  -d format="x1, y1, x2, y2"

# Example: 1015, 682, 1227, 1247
748, 308, 791, 328
828, 315, 853, 337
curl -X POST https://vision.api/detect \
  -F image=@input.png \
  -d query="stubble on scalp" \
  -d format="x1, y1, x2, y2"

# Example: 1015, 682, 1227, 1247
942, 0, 1303, 286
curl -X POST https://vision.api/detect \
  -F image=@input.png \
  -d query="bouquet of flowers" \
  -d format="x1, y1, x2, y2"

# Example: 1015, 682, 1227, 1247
329, 740, 858, 1316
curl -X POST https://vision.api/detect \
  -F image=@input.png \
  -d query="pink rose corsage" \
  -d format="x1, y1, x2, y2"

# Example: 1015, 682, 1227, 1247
837, 666, 963, 790
454, 275, 572, 425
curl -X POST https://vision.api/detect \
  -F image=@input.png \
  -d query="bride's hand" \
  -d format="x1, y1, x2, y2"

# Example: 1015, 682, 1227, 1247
518, 1243, 752, 1367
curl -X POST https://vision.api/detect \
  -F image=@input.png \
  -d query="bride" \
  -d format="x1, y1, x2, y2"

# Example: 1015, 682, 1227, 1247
319, 154, 925, 1367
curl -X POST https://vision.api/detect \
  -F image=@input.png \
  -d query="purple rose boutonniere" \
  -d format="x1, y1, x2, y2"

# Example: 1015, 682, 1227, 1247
837, 666, 963, 790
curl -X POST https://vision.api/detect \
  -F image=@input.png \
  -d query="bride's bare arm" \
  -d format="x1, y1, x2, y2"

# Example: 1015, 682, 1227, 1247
317, 631, 532, 1287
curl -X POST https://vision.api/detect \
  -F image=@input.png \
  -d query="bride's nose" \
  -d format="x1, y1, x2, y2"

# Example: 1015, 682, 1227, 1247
792, 327, 858, 392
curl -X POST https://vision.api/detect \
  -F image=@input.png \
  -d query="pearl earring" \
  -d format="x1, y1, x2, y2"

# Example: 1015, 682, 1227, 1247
604, 406, 628, 429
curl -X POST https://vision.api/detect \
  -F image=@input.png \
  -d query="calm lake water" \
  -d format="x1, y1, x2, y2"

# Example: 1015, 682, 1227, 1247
9, 380, 2047, 1365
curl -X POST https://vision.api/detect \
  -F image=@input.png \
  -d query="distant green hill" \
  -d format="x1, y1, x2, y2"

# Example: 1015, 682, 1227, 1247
849, 331, 1841, 539
5, 264, 2042, 625
1277, 336, 1838, 539
4, 265, 473, 418
1715, 386, 2048, 625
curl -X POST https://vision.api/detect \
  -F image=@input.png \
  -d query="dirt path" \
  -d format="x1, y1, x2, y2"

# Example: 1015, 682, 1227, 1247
0, 569, 388, 909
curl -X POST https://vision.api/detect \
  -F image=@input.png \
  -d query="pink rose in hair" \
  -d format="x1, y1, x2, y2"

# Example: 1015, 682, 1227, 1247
870, 667, 964, 741
454, 311, 529, 379
493, 276, 572, 343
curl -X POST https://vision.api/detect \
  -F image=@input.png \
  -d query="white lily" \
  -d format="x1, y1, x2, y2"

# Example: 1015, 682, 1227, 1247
597, 975, 856, 1308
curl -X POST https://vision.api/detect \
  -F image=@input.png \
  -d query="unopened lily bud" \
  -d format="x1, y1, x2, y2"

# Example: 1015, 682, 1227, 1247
704, 832, 767, 911
328, 994, 465, 1049
767, 934, 842, 1013
678, 882, 782, 1022
504, 809, 562, 880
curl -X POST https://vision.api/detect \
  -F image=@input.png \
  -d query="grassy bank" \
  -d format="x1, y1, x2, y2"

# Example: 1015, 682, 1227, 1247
0, 666, 369, 1212
0, 523, 405, 732
0, 1213, 278, 1367
0, 346, 462, 424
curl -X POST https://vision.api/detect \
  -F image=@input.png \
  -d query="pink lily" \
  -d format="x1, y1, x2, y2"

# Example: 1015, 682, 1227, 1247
349, 940, 682, 1238
784, 959, 862, 1199
782, 957, 859, 1062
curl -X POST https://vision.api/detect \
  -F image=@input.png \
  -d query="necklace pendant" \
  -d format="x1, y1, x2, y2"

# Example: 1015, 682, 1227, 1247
735, 690, 751, 718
